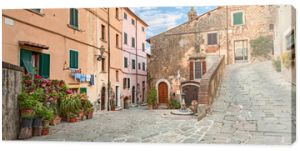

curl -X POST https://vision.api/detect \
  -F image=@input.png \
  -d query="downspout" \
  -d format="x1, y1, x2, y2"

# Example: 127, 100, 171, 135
226, 6, 229, 64
107, 8, 111, 111
135, 18, 138, 105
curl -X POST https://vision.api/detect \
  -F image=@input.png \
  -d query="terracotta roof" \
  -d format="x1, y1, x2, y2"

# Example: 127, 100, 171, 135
18, 41, 49, 49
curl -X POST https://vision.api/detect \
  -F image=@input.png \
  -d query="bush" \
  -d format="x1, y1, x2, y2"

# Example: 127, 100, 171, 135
60, 94, 82, 117
272, 57, 281, 72
250, 36, 273, 58
169, 99, 181, 109
147, 87, 157, 105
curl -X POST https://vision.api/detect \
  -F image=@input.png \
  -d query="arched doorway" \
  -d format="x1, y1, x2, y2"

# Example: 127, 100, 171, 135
158, 82, 168, 104
132, 86, 135, 103
101, 87, 106, 110
182, 85, 199, 107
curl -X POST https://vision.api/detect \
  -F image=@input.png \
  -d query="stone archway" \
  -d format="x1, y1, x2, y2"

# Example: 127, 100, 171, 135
181, 81, 200, 107
156, 79, 171, 105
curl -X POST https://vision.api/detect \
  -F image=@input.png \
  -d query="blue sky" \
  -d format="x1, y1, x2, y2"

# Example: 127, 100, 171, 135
130, 6, 217, 39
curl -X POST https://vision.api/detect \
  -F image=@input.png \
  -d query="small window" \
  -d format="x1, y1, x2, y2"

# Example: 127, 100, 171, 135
101, 24, 105, 40
142, 62, 146, 71
131, 37, 135, 48
131, 19, 135, 25
124, 13, 127, 20
101, 58, 105, 72
115, 8, 119, 19
138, 63, 141, 70
69, 50, 78, 69
142, 27, 145, 32
232, 11, 244, 25
142, 43, 145, 52
70, 8, 79, 28
127, 78, 130, 88
194, 61, 201, 79
132, 59, 136, 69
124, 57, 128, 68
116, 70, 119, 82
116, 34, 119, 48
207, 33, 218, 45
124, 32, 128, 45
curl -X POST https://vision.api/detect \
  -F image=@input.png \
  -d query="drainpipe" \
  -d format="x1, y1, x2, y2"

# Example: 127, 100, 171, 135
135, 17, 138, 105
226, 6, 229, 64
107, 8, 111, 111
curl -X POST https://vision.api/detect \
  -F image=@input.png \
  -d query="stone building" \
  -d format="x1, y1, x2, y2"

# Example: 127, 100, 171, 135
147, 6, 277, 106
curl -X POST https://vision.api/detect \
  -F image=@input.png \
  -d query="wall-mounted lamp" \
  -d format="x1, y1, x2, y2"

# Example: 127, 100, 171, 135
96, 45, 105, 61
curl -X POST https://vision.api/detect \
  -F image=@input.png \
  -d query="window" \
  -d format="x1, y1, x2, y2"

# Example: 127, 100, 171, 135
70, 8, 79, 28
138, 63, 141, 70
131, 19, 135, 25
116, 34, 119, 48
124, 57, 128, 68
194, 61, 201, 79
101, 24, 106, 40
116, 70, 119, 82
101, 58, 105, 72
115, 8, 119, 19
127, 78, 130, 88
20, 49, 50, 78
123, 78, 130, 89
232, 11, 244, 25
80, 87, 87, 94
69, 50, 78, 69
142, 62, 146, 71
132, 59, 136, 69
131, 37, 135, 48
142, 43, 145, 52
142, 26, 145, 32
207, 33, 218, 45
124, 32, 128, 44
124, 13, 127, 20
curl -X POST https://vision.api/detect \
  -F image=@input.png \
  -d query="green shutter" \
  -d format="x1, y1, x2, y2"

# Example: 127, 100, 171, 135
39, 53, 50, 78
80, 87, 87, 94
74, 9, 78, 27
70, 8, 78, 28
70, 50, 78, 69
20, 49, 33, 74
233, 12, 243, 25
70, 9, 74, 25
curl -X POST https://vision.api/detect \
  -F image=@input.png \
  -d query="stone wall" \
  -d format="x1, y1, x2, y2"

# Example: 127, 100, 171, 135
2, 62, 23, 140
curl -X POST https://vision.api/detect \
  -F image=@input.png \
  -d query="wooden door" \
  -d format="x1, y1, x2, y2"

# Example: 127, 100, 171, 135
101, 87, 105, 110
158, 82, 168, 104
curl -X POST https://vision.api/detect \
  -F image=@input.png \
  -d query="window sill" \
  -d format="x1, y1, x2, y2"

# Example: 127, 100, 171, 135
26, 9, 45, 16
67, 24, 83, 32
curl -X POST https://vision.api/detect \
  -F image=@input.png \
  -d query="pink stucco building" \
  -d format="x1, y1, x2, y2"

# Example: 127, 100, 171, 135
121, 8, 148, 105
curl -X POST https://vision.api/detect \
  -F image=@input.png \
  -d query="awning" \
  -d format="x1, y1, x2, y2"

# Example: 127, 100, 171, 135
19, 41, 49, 49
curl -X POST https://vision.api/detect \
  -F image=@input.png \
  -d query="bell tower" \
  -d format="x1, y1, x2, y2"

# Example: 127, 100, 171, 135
188, 7, 197, 21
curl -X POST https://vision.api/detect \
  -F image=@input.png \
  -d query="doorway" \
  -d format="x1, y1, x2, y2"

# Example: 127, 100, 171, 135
234, 40, 248, 62
132, 86, 135, 103
101, 87, 106, 110
158, 82, 168, 104
182, 85, 199, 107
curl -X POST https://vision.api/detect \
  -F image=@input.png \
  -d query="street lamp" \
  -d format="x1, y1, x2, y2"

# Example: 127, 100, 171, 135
96, 45, 105, 61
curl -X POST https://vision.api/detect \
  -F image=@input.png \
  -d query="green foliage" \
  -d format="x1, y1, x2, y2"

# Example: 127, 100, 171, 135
60, 94, 82, 117
281, 51, 292, 68
31, 88, 45, 102
82, 100, 93, 113
18, 92, 39, 110
169, 99, 181, 109
41, 107, 54, 121
250, 36, 273, 58
272, 57, 281, 72
147, 87, 157, 105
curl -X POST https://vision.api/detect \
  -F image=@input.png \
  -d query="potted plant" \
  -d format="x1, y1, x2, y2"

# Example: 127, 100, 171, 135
147, 88, 157, 110
18, 92, 37, 119
32, 103, 44, 136
60, 94, 81, 122
40, 107, 54, 136
86, 107, 94, 119
68, 113, 78, 123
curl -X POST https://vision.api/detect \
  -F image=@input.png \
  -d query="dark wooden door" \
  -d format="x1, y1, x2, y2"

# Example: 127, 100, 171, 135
101, 87, 106, 110
182, 85, 199, 107
132, 86, 135, 103
158, 82, 168, 104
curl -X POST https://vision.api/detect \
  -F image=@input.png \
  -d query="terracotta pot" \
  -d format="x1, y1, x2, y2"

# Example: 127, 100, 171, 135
41, 128, 49, 136
78, 110, 84, 120
20, 109, 34, 118
86, 111, 93, 119
68, 117, 77, 123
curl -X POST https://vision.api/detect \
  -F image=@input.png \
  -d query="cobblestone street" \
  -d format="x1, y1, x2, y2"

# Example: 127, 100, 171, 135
29, 61, 296, 144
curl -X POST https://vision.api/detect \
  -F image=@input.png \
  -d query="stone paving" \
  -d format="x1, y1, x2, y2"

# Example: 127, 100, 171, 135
29, 61, 296, 144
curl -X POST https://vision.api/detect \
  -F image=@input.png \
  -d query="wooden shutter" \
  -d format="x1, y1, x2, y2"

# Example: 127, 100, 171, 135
39, 53, 50, 78
80, 87, 87, 94
233, 12, 243, 25
70, 9, 74, 25
70, 50, 78, 69
74, 9, 78, 27
20, 49, 33, 74
123, 78, 126, 89
202, 61, 206, 75
128, 78, 130, 88
189, 61, 194, 80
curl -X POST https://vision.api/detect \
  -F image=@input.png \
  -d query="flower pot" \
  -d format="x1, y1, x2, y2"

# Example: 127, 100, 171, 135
33, 118, 43, 127
21, 118, 33, 128
20, 109, 34, 118
86, 111, 93, 119
42, 120, 50, 128
41, 128, 49, 136
68, 117, 77, 123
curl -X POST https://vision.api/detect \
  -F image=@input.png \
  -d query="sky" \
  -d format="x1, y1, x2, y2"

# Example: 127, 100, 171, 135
130, 6, 217, 39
